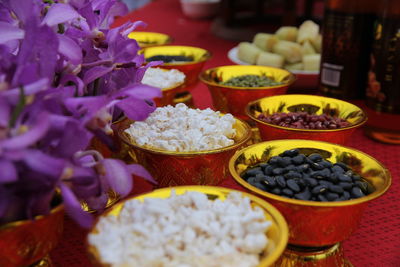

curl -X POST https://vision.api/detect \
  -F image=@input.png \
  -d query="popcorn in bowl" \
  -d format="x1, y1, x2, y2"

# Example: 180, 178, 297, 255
88, 190, 272, 267
124, 103, 237, 152
142, 67, 186, 89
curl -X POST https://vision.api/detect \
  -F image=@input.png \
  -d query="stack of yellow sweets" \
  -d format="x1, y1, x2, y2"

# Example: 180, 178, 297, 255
238, 20, 321, 71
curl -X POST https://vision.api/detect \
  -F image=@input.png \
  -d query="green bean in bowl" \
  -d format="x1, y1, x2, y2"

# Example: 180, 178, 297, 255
221, 75, 284, 87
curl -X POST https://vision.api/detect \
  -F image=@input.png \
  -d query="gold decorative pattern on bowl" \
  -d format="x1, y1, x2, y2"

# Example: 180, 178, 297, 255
0, 200, 64, 267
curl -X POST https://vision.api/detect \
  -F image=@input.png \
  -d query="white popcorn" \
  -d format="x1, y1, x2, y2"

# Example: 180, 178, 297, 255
124, 103, 237, 152
142, 68, 186, 89
88, 191, 272, 267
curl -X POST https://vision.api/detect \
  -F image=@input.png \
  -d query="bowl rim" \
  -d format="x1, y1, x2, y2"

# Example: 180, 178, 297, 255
128, 31, 173, 47
245, 94, 368, 132
87, 185, 289, 267
228, 139, 392, 207
0, 199, 64, 230
118, 116, 252, 156
142, 45, 212, 66
198, 65, 297, 90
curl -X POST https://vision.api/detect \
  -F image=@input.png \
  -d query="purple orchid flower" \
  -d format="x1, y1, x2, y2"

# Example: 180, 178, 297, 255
0, 0, 161, 228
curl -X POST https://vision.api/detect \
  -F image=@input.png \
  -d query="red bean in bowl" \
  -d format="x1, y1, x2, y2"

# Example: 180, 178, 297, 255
257, 112, 350, 130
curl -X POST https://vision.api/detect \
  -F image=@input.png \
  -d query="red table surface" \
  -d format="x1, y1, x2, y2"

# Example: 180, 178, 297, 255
51, 0, 400, 266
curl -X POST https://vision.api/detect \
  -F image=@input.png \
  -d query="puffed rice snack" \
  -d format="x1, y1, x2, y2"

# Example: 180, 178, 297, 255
88, 190, 272, 267
142, 67, 185, 89
124, 103, 237, 152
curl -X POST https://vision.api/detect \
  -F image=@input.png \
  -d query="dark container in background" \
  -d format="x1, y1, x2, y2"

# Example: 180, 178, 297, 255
319, 0, 377, 100
364, 0, 400, 144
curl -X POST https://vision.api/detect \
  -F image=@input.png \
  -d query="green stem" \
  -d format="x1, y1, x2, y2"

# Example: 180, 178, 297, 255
9, 86, 26, 128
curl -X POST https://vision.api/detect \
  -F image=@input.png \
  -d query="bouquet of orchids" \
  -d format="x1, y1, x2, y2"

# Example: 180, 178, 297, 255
0, 0, 161, 227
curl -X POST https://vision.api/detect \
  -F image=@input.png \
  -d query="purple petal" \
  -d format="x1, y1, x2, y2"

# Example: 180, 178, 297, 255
60, 75, 85, 96
60, 183, 93, 228
7, 0, 36, 23
42, 4, 81, 27
54, 121, 92, 158
23, 150, 66, 178
2, 78, 49, 104
84, 193, 109, 211
64, 95, 108, 123
101, 159, 133, 197
83, 65, 114, 85
1, 112, 49, 150
0, 21, 24, 44
127, 164, 157, 184
0, 159, 17, 183
115, 97, 156, 121
116, 84, 162, 100
119, 21, 147, 37
58, 35, 82, 65
0, 97, 10, 127
78, 2, 96, 30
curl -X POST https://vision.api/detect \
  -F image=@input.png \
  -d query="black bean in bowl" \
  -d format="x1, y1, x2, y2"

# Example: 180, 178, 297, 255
146, 55, 194, 63
241, 149, 373, 202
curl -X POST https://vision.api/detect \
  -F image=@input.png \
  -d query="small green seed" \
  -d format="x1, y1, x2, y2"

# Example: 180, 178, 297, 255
221, 75, 283, 87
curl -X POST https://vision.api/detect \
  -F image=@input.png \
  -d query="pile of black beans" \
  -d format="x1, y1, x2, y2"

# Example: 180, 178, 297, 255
241, 149, 371, 202
146, 55, 194, 63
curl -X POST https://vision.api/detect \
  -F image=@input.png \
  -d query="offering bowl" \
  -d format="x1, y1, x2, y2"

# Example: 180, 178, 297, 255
142, 45, 211, 90
229, 139, 391, 249
118, 117, 251, 187
199, 65, 295, 120
87, 186, 289, 267
128, 31, 173, 48
246, 94, 367, 145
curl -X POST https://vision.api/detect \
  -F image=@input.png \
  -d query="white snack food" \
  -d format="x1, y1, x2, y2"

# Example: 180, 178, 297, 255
124, 103, 236, 152
88, 191, 272, 267
238, 42, 263, 64
256, 51, 285, 68
142, 67, 185, 89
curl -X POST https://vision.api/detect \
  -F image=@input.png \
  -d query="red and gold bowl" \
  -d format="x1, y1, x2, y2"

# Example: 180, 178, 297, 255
199, 65, 296, 120
117, 117, 251, 187
229, 139, 391, 247
246, 94, 367, 145
128, 31, 173, 48
0, 200, 64, 267
87, 186, 289, 267
142, 45, 211, 90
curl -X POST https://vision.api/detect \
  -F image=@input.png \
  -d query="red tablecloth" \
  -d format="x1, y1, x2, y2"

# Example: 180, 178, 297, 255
51, 1, 400, 266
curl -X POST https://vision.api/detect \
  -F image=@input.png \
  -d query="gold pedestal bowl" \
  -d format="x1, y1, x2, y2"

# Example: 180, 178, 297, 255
199, 65, 296, 120
246, 94, 367, 145
229, 140, 391, 266
142, 45, 211, 91
118, 117, 252, 187
87, 186, 289, 267
153, 76, 186, 107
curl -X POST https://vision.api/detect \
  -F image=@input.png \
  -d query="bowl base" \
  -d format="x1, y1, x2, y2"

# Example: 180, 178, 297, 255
31, 255, 53, 267
274, 243, 353, 267
173, 91, 195, 108
81, 190, 120, 213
